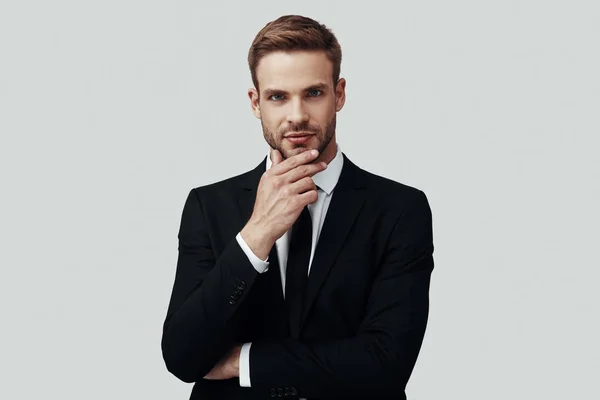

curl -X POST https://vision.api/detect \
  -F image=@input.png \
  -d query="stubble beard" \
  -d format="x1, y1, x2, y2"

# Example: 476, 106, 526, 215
261, 114, 337, 161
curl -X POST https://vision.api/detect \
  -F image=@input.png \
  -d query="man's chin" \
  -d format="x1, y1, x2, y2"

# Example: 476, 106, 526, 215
278, 145, 315, 160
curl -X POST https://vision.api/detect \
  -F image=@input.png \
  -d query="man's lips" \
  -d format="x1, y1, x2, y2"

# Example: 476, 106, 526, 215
284, 132, 315, 138
284, 134, 314, 144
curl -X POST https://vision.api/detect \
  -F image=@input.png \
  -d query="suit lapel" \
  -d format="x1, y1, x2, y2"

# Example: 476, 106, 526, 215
237, 156, 267, 223
300, 154, 366, 332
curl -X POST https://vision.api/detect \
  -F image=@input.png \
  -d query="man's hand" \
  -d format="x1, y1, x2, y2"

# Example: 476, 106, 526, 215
240, 149, 327, 260
203, 345, 242, 380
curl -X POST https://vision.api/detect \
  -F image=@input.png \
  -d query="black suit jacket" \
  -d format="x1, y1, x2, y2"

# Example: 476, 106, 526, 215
161, 153, 434, 399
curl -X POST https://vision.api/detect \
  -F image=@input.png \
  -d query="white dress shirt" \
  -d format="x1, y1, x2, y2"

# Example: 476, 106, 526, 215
235, 143, 344, 389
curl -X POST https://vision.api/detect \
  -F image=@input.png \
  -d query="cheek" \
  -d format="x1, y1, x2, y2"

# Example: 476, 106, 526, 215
259, 107, 273, 122
261, 109, 285, 132
308, 103, 335, 123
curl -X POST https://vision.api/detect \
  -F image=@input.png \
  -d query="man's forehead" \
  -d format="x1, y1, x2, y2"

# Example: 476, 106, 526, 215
256, 51, 333, 89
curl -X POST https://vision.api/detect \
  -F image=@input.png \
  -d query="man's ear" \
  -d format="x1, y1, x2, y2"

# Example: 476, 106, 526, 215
335, 78, 346, 112
248, 88, 261, 119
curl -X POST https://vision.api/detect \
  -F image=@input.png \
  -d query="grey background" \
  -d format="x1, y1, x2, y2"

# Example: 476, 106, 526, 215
1, 0, 598, 399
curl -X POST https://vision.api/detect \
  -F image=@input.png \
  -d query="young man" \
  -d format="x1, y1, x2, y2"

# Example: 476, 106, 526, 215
162, 15, 434, 400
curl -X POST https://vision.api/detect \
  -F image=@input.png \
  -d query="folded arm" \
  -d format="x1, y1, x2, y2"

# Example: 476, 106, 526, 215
161, 188, 264, 383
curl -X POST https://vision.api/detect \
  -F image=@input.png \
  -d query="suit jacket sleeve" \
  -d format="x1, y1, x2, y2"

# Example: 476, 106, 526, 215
161, 188, 259, 383
248, 190, 434, 398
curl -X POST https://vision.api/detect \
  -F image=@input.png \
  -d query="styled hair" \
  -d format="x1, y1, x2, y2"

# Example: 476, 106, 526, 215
248, 15, 342, 90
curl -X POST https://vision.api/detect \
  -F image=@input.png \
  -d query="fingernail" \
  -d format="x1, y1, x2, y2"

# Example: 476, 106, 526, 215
311, 150, 318, 156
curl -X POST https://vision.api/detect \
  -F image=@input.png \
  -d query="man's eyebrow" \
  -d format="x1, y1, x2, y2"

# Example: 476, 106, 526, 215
304, 82, 329, 91
263, 88, 287, 97
262, 83, 330, 97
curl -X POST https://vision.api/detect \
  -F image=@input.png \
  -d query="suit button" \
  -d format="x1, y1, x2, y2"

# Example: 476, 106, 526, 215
269, 388, 277, 397
284, 387, 290, 396
277, 388, 284, 397
233, 289, 242, 297
290, 387, 297, 396
239, 280, 246, 289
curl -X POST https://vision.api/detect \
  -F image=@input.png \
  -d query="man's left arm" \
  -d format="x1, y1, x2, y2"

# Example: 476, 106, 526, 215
248, 189, 434, 398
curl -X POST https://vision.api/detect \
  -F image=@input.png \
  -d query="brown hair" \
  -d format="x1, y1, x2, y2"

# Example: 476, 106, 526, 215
248, 15, 342, 91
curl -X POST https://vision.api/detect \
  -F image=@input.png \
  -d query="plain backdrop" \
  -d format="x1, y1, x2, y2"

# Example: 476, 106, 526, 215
1, 1, 598, 399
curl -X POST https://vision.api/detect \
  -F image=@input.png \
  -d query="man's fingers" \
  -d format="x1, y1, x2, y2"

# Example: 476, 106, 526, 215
288, 176, 317, 195
285, 162, 327, 183
270, 149, 283, 167
203, 366, 222, 380
298, 189, 319, 206
270, 149, 319, 175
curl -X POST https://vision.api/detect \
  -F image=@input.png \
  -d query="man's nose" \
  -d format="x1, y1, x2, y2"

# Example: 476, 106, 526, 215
287, 98, 309, 125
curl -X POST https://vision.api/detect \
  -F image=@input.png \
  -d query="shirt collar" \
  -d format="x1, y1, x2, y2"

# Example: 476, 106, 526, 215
265, 143, 344, 195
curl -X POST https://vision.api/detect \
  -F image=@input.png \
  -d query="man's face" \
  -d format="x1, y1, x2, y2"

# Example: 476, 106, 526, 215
249, 51, 346, 162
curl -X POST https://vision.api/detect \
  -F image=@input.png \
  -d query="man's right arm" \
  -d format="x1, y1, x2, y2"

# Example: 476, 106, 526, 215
162, 150, 324, 383
161, 188, 270, 383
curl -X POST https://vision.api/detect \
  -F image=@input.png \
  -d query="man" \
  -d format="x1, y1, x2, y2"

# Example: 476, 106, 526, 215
162, 15, 434, 400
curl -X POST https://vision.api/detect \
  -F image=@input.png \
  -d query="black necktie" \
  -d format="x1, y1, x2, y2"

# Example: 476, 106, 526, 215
285, 206, 312, 337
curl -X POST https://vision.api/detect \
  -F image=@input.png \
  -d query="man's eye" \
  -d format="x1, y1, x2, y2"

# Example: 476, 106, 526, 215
308, 89, 322, 97
269, 94, 285, 101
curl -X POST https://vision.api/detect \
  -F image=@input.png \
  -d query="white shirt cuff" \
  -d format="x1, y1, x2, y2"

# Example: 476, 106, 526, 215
239, 342, 252, 387
236, 232, 269, 273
